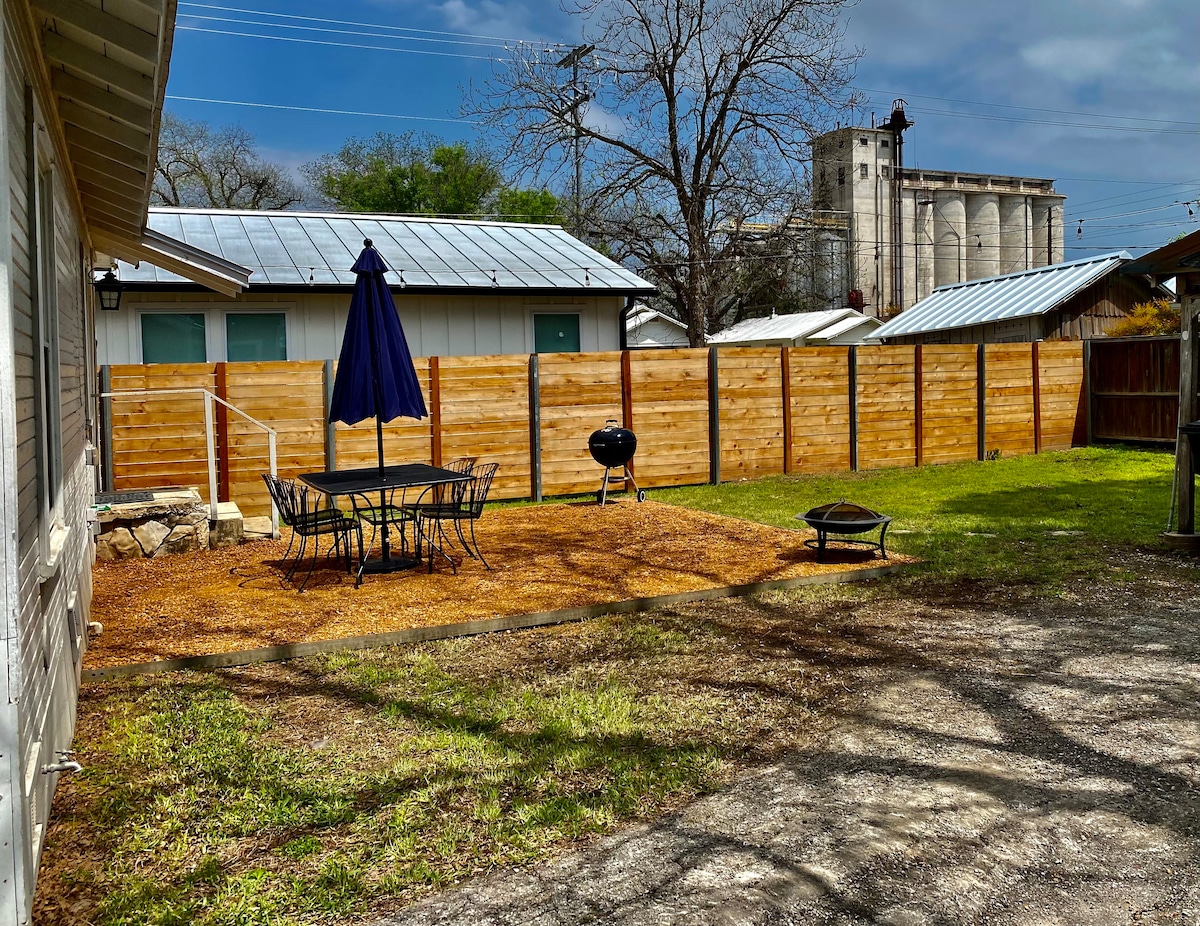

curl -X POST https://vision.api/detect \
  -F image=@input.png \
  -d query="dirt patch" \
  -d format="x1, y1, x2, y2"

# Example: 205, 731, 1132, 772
85, 499, 906, 668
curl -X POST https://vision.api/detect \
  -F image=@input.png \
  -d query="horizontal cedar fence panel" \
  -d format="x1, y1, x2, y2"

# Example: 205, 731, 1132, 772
108, 363, 215, 495
437, 355, 532, 501
1037, 342, 1085, 452
857, 345, 916, 471
1088, 336, 1179, 443
538, 352, 622, 497
718, 348, 785, 480
920, 345, 979, 466
103, 341, 1091, 517
984, 344, 1036, 458
628, 349, 710, 489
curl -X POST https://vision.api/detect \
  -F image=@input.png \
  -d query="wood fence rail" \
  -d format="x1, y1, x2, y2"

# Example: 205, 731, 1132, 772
101, 343, 1087, 518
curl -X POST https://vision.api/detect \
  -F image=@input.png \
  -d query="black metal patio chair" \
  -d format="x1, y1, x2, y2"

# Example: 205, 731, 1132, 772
261, 474, 362, 591
411, 462, 498, 573
349, 457, 477, 561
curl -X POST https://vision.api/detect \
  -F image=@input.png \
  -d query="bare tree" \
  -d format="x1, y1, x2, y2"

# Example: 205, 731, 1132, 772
152, 113, 302, 210
467, 0, 862, 344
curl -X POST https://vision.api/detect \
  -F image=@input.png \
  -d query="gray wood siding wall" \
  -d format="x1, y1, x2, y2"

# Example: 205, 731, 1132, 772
4, 8, 94, 916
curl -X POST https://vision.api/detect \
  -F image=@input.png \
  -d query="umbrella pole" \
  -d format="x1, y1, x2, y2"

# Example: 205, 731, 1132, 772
376, 417, 390, 560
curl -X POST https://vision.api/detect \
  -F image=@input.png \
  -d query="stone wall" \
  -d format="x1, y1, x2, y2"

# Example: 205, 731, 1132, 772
94, 488, 210, 561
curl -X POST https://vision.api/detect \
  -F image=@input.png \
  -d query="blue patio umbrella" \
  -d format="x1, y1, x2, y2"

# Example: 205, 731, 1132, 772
329, 239, 427, 568
330, 239, 427, 472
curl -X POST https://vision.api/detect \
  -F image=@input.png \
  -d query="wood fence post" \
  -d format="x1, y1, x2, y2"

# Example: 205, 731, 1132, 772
429, 355, 442, 467
1032, 341, 1042, 454
977, 343, 987, 461
99, 365, 113, 492
848, 346, 858, 472
781, 347, 794, 475
708, 347, 721, 485
215, 361, 230, 502
621, 349, 634, 482
323, 359, 337, 471
1083, 339, 1093, 447
914, 344, 924, 467
1176, 297, 1199, 534
528, 354, 542, 502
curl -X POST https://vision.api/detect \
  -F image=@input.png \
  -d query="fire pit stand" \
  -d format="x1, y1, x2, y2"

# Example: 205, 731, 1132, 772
797, 501, 892, 563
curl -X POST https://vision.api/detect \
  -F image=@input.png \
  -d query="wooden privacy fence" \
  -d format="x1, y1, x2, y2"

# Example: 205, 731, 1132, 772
1087, 336, 1180, 444
101, 343, 1086, 518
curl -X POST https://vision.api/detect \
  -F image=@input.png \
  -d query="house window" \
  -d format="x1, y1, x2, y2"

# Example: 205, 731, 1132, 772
880, 139, 890, 148
32, 166, 62, 524
859, 136, 868, 146
533, 313, 581, 353
859, 163, 869, 179
837, 166, 845, 186
226, 312, 286, 361
141, 313, 207, 363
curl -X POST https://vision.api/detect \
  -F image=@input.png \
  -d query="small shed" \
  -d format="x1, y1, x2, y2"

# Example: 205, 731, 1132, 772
625, 303, 690, 348
706, 308, 882, 348
98, 208, 655, 364
872, 252, 1169, 345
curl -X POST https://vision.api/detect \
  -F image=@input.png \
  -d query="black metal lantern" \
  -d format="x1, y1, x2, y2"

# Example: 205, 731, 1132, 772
94, 269, 122, 311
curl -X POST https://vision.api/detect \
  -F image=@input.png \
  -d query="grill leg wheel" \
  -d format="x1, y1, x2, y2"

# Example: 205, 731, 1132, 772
636, 489, 646, 503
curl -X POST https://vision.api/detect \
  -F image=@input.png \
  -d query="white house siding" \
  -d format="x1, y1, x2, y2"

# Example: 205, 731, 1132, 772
2, 10, 95, 920
97, 290, 626, 364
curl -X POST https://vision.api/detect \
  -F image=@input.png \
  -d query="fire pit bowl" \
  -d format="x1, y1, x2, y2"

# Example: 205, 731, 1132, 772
797, 501, 891, 563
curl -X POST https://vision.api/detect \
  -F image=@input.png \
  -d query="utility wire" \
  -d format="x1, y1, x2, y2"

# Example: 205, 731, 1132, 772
855, 87, 1196, 128
166, 94, 480, 124
178, 1, 543, 45
179, 12, 511, 49
175, 24, 501, 60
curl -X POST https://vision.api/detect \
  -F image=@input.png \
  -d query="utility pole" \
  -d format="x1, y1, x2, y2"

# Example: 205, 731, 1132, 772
557, 43, 594, 236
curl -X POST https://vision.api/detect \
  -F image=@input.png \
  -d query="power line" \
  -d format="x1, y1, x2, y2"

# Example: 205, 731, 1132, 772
179, 12, 511, 50
855, 87, 1195, 128
166, 94, 481, 124
178, 1, 546, 46
905, 105, 1198, 136
175, 24, 501, 60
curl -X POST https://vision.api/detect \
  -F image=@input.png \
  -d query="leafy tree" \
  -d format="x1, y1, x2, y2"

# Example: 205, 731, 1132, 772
467, 0, 861, 345
303, 132, 502, 216
1106, 298, 1181, 337
494, 188, 565, 224
152, 113, 302, 210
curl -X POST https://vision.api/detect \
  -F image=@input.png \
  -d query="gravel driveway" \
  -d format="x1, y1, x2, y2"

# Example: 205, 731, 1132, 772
373, 552, 1200, 925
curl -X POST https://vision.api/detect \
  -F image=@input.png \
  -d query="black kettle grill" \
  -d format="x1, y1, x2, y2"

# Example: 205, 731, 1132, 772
588, 419, 646, 506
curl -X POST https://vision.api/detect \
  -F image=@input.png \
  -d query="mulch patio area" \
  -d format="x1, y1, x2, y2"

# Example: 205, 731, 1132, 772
85, 499, 908, 668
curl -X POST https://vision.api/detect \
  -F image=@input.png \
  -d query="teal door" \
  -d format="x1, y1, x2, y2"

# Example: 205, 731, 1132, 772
533, 313, 581, 353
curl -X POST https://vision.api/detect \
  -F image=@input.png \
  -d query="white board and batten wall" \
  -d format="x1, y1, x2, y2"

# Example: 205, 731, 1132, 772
96, 290, 627, 365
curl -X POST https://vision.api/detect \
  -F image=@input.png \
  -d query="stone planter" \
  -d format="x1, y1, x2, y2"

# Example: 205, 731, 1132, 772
94, 487, 210, 561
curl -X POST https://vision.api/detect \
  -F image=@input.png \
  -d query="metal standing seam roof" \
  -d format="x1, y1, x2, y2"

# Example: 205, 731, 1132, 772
707, 308, 879, 344
872, 252, 1134, 339
117, 208, 656, 294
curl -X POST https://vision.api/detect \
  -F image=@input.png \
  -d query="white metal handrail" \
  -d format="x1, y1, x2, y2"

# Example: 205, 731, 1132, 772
101, 388, 279, 536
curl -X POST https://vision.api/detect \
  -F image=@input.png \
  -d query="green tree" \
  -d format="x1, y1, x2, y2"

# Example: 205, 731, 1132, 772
152, 113, 302, 210
494, 188, 565, 224
303, 132, 502, 216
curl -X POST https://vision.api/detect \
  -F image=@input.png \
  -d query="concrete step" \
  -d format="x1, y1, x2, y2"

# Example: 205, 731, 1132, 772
211, 501, 244, 549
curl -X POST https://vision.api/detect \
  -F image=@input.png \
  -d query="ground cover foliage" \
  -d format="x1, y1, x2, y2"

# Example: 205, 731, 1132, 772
35, 447, 1181, 924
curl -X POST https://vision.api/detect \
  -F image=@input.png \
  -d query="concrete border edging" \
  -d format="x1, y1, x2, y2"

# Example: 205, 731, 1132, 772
83, 562, 905, 681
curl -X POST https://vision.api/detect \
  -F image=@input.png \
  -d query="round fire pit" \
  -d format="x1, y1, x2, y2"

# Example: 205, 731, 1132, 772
797, 501, 891, 563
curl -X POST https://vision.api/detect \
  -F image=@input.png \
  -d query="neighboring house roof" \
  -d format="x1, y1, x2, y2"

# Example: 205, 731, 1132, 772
707, 308, 883, 346
873, 252, 1134, 340
1121, 229, 1200, 283
626, 305, 690, 348
116, 208, 656, 296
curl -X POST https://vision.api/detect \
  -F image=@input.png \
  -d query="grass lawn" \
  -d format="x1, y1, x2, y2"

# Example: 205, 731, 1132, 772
35, 446, 1180, 925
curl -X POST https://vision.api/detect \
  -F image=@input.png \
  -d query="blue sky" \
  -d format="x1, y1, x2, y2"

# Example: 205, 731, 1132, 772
165, 0, 1200, 257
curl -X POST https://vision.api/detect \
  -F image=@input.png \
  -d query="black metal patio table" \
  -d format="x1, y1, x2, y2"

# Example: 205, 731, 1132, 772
299, 463, 471, 580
